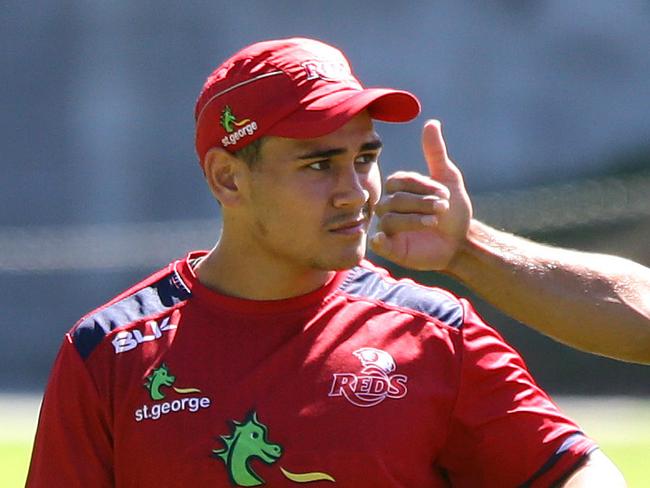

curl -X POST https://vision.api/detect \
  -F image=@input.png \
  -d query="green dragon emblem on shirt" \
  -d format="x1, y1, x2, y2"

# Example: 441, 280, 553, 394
212, 411, 335, 486
144, 363, 201, 400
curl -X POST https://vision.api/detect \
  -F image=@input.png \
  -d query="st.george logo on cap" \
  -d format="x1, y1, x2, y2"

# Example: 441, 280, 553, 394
194, 37, 421, 168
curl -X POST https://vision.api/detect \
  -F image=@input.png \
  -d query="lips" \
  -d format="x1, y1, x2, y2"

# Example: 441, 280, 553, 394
327, 216, 370, 236
329, 218, 365, 231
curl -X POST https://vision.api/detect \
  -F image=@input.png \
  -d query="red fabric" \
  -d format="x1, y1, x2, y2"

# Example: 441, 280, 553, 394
194, 38, 420, 164
26, 336, 113, 487
437, 302, 595, 486
27, 254, 596, 487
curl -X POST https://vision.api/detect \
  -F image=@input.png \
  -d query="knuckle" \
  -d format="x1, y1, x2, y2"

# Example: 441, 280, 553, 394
390, 170, 416, 179
387, 191, 407, 205
377, 213, 398, 233
384, 178, 404, 193
400, 172, 426, 185
385, 191, 415, 211
436, 199, 450, 212
378, 212, 422, 234
385, 171, 422, 191
437, 186, 451, 199
423, 195, 447, 211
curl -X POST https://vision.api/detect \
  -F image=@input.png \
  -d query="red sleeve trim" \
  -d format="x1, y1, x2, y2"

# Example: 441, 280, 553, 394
520, 433, 598, 487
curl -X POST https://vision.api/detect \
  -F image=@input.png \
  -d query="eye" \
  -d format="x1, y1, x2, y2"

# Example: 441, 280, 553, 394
307, 160, 331, 171
251, 432, 260, 439
355, 153, 378, 166
354, 153, 379, 172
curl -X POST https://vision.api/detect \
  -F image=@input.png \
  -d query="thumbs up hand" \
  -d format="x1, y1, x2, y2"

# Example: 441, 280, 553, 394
370, 120, 472, 271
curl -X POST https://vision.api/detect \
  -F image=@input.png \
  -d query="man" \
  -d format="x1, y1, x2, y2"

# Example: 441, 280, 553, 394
370, 120, 650, 365
27, 38, 625, 487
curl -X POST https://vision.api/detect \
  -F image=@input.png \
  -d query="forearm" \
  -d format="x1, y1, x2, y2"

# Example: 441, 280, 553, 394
446, 220, 650, 364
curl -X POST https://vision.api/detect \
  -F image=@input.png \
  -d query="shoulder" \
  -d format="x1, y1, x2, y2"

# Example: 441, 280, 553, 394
337, 260, 464, 329
70, 259, 192, 360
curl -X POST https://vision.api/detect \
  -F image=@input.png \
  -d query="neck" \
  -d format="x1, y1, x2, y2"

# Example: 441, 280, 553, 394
195, 238, 334, 301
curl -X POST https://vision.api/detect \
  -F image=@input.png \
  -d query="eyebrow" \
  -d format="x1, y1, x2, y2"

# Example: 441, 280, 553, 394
297, 139, 383, 160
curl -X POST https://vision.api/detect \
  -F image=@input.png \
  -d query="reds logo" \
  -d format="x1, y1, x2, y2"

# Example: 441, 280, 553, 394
328, 347, 408, 408
302, 60, 353, 82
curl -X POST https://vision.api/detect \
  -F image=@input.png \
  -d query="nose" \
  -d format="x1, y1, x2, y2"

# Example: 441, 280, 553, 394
332, 166, 370, 209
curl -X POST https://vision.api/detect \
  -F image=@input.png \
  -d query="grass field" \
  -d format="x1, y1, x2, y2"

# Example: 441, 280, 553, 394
2, 394, 648, 487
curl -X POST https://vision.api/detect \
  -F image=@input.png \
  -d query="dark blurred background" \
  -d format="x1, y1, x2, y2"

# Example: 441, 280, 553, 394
2, 1, 649, 395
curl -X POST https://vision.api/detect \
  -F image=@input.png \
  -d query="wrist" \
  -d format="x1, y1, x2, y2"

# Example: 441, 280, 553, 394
444, 219, 493, 280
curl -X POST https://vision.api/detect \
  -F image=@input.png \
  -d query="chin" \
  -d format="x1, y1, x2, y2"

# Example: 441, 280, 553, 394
328, 258, 363, 271
313, 245, 366, 271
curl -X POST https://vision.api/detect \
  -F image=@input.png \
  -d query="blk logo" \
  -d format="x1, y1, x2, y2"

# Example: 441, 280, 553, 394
328, 347, 408, 408
112, 317, 177, 354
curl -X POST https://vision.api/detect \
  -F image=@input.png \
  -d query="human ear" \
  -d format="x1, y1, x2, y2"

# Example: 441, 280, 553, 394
202, 147, 246, 207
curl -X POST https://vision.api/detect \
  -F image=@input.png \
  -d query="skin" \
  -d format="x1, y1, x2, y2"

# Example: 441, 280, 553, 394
370, 119, 650, 365
197, 113, 625, 485
561, 450, 627, 487
196, 112, 382, 300
369, 119, 633, 486
371, 120, 469, 272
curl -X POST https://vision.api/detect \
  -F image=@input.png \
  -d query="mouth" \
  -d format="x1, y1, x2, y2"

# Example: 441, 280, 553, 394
261, 445, 282, 462
327, 207, 371, 235
328, 217, 368, 235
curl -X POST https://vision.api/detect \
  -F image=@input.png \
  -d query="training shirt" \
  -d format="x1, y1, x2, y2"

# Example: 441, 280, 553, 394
27, 251, 596, 487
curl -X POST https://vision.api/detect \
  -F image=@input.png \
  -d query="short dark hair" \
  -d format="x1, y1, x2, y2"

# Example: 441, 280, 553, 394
234, 138, 265, 166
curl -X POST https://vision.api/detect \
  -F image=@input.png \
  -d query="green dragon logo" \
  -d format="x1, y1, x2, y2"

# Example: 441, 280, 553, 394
220, 105, 252, 133
213, 411, 282, 486
144, 363, 201, 401
213, 411, 335, 486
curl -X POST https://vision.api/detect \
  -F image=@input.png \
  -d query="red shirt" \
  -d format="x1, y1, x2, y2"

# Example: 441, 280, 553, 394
27, 253, 595, 487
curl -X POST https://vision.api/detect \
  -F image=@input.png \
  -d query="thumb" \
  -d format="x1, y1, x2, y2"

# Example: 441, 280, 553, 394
422, 119, 453, 179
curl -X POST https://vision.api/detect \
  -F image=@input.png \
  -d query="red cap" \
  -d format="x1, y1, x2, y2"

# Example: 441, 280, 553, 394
195, 37, 420, 166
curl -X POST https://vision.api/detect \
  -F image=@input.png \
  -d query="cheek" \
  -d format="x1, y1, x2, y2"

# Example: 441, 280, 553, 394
252, 182, 322, 228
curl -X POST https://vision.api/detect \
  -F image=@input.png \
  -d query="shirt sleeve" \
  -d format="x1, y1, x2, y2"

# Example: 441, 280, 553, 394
438, 300, 597, 487
26, 334, 113, 488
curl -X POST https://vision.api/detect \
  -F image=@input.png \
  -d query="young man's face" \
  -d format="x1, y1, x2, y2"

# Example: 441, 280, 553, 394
239, 112, 382, 274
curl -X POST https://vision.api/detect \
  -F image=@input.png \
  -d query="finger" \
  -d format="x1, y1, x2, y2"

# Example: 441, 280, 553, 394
384, 171, 451, 197
422, 120, 454, 179
375, 192, 449, 217
376, 212, 439, 235
369, 232, 396, 261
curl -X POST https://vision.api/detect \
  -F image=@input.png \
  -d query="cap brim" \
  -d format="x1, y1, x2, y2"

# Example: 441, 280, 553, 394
267, 88, 420, 139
